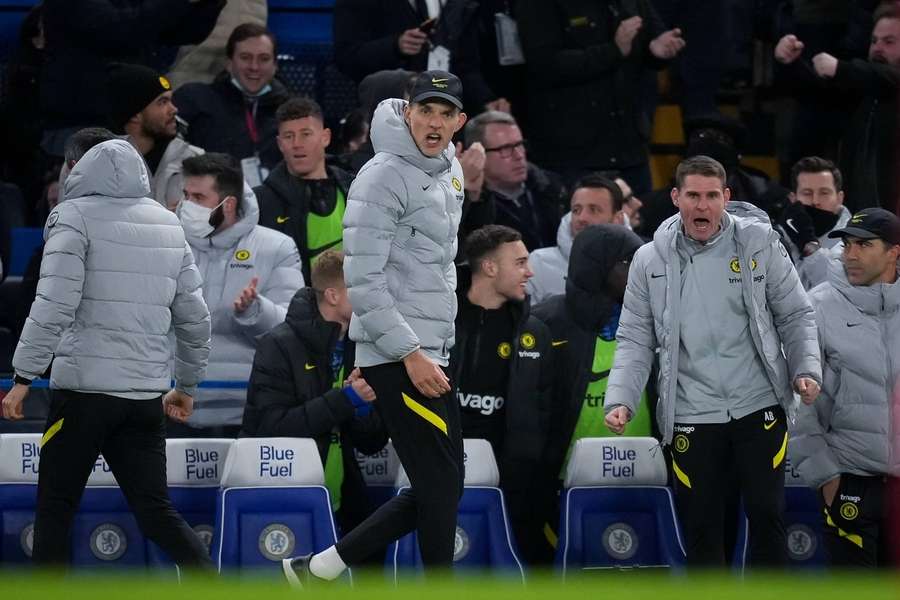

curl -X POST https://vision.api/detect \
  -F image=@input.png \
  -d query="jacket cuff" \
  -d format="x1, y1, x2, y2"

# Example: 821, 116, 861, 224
176, 383, 198, 397
342, 385, 373, 417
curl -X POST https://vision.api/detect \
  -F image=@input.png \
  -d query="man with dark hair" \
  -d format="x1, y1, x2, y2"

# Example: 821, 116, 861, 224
1, 139, 213, 569
778, 156, 851, 289
528, 174, 624, 303
256, 97, 355, 283
460, 110, 566, 251
451, 224, 553, 564
175, 23, 289, 184
241, 249, 387, 542
791, 207, 900, 568
775, 4, 900, 212
174, 153, 303, 437
604, 155, 822, 568
106, 63, 204, 210
282, 70, 467, 585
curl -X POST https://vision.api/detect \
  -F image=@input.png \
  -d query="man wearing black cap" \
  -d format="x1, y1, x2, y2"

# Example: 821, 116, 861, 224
282, 70, 468, 586
791, 207, 900, 568
107, 63, 204, 210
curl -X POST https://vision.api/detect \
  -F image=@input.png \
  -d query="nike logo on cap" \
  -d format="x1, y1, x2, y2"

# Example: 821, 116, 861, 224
432, 78, 449, 84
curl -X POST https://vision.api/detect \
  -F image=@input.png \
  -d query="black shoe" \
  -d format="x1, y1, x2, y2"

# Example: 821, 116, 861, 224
282, 553, 313, 589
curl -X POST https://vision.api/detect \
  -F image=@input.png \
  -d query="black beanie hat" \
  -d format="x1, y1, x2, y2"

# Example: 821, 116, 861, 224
107, 63, 172, 133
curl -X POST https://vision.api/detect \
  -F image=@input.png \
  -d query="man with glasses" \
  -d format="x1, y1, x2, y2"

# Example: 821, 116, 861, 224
461, 111, 566, 251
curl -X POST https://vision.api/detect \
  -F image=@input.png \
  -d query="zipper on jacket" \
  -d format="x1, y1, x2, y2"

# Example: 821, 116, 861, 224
411, 227, 416, 237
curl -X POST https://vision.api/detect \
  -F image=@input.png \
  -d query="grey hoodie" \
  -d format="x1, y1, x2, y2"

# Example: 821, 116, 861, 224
343, 99, 465, 367
527, 212, 573, 304
13, 139, 211, 398
605, 201, 821, 444
790, 259, 900, 488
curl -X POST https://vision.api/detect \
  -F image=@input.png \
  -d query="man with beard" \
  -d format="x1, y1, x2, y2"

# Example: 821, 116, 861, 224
778, 157, 852, 289
775, 4, 900, 212
107, 63, 204, 210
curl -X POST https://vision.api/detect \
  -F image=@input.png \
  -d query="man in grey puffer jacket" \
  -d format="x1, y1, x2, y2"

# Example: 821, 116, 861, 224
790, 208, 900, 567
604, 156, 822, 568
282, 70, 468, 585
1, 138, 213, 569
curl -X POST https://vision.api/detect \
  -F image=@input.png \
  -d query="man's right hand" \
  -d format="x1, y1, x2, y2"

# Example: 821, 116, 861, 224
605, 405, 632, 435
403, 350, 451, 399
347, 368, 377, 402
615, 16, 643, 57
398, 28, 429, 56
821, 475, 841, 506
775, 34, 804, 64
163, 389, 194, 423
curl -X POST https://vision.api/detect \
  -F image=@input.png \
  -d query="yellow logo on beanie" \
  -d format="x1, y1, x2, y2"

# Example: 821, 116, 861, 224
159, 76, 171, 91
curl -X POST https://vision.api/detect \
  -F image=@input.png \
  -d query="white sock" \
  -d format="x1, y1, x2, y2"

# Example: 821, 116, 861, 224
308, 545, 347, 581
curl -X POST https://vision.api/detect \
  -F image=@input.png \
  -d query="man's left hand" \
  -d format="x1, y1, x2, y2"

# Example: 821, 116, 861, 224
1, 383, 29, 420
234, 276, 259, 313
794, 377, 820, 405
812, 53, 838, 78
649, 28, 685, 60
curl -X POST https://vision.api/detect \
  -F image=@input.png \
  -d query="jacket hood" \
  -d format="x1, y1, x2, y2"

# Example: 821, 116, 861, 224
370, 98, 455, 176
64, 139, 151, 201
566, 224, 644, 331
653, 200, 774, 263
557, 212, 574, 260
284, 287, 341, 357
828, 258, 900, 315
186, 181, 260, 250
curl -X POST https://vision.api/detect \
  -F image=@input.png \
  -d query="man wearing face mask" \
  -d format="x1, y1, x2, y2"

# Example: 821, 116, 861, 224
174, 23, 289, 187
777, 157, 851, 290
174, 153, 303, 437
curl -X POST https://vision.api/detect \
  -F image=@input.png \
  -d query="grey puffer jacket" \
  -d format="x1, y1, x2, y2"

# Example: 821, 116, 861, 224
343, 99, 464, 367
527, 212, 573, 304
13, 139, 210, 397
605, 202, 822, 444
790, 260, 900, 488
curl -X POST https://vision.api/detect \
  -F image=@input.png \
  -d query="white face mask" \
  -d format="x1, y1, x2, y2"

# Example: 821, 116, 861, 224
177, 198, 226, 239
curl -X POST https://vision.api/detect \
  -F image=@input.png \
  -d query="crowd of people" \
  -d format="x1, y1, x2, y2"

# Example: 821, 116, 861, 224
0, 0, 898, 578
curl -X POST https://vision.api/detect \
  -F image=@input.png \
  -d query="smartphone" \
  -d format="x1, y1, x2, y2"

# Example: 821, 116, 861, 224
419, 17, 437, 34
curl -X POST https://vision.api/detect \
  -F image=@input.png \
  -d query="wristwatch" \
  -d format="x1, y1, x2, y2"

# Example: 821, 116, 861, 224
801, 241, 821, 257
13, 374, 33, 386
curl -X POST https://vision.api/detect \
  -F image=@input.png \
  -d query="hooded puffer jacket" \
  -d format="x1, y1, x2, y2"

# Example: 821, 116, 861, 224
527, 212, 574, 304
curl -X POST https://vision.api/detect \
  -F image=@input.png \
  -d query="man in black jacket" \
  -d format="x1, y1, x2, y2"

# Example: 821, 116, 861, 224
533, 224, 651, 522
241, 250, 387, 539
256, 97, 355, 283
516, 0, 684, 192
453, 225, 555, 565
174, 23, 289, 182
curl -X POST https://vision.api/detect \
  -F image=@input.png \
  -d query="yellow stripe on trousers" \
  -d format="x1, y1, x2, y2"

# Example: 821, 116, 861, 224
824, 509, 864, 549
401, 392, 448, 435
41, 418, 64, 447
672, 459, 691, 489
773, 431, 788, 469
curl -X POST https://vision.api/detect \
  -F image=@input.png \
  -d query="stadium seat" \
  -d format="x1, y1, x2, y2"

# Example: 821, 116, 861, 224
782, 455, 826, 568
0, 433, 41, 565
146, 438, 233, 565
211, 437, 342, 576
556, 437, 685, 577
355, 441, 400, 510
389, 438, 524, 581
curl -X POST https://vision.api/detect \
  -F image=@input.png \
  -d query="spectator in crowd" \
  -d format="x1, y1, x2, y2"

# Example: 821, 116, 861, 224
331, 108, 369, 156
604, 156, 821, 568
791, 207, 900, 568
39, 0, 223, 158
175, 23, 289, 186
614, 176, 645, 235
332, 0, 505, 115
777, 157, 851, 290
533, 225, 650, 510
166, 0, 267, 88
517, 1, 685, 192
256, 97, 355, 283
107, 63, 204, 210
527, 174, 624, 304
241, 250, 387, 540
337, 68, 416, 174
452, 225, 554, 565
775, 3, 900, 213
282, 71, 467, 585
461, 111, 566, 251
1, 138, 212, 569
173, 153, 303, 437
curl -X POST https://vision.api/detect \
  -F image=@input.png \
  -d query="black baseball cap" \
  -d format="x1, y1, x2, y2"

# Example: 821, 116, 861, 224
408, 70, 463, 110
827, 207, 900, 245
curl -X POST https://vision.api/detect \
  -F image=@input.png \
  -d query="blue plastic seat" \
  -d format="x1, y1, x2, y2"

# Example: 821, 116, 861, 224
782, 455, 826, 567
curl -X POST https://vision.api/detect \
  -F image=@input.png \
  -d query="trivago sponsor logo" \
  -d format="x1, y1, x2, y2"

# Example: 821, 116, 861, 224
258, 445, 295, 477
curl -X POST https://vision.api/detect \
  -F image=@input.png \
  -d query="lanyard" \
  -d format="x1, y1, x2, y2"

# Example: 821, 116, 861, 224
244, 101, 259, 145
